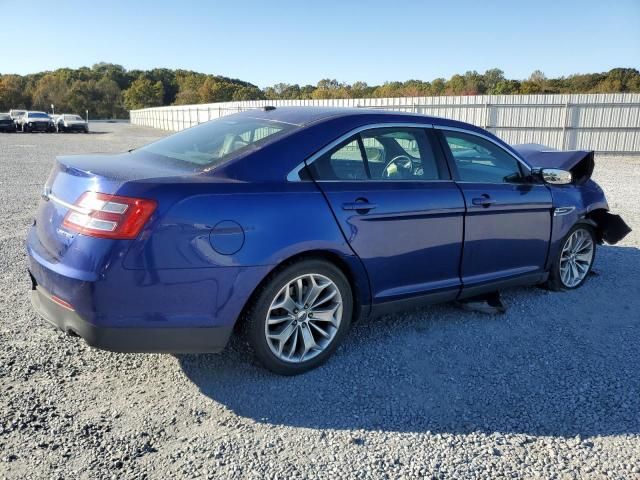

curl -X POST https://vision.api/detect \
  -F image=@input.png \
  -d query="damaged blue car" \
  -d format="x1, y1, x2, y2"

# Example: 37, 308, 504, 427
27, 107, 631, 375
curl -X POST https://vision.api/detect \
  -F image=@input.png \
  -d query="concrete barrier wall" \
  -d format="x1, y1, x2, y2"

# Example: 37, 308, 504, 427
130, 93, 640, 154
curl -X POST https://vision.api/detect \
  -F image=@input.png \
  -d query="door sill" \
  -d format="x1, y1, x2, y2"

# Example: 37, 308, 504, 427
459, 272, 547, 299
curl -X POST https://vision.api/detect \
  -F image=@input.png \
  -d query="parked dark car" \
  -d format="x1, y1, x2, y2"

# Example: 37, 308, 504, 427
55, 114, 88, 133
18, 111, 54, 132
27, 108, 630, 375
0, 113, 15, 132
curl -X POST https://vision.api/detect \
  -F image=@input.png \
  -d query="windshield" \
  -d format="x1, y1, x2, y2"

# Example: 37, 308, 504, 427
64, 115, 83, 121
29, 112, 49, 119
138, 117, 297, 168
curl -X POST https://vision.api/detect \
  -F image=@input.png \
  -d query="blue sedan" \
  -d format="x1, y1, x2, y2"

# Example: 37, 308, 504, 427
27, 107, 630, 375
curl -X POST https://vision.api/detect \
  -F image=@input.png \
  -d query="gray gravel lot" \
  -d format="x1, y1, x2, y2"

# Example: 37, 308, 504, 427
1, 123, 639, 479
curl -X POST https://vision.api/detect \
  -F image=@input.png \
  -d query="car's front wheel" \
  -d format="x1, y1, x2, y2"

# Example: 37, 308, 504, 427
245, 259, 353, 375
547, 224, 596, 290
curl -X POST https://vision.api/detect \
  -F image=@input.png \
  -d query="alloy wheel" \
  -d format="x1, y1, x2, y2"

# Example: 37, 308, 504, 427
265, 273, 343, 363
559, 228, 595, 288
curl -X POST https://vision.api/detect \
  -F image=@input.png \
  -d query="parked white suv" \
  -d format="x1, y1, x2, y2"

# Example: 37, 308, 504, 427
17, 111, 54, 133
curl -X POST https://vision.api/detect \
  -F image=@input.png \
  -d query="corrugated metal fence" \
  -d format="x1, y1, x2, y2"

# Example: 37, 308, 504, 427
130, 93, 640, 154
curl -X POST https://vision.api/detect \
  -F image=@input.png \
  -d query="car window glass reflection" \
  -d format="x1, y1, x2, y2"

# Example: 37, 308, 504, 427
444, 131, 523, 183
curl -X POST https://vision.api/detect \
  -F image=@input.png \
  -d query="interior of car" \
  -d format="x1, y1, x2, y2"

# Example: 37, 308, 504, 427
308, 128, 442, 181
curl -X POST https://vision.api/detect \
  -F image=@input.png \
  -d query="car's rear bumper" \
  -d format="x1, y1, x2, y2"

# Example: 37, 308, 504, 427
31, 284, 233, 353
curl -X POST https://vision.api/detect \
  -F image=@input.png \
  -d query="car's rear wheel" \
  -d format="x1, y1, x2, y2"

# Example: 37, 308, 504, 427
547, 224, 596, 290
245, 259, 353, 375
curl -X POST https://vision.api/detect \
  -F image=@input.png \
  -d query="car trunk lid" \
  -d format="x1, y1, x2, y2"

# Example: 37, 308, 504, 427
35, 152, 190, 261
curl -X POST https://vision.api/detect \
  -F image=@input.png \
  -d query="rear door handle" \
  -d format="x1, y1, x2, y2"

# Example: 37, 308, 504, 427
472, 195, 496, 207
342, 201, 378, 212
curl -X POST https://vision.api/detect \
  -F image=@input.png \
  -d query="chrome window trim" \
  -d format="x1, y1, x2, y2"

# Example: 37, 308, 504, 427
294, 179, 455, 184
434, 125, 532, 174
286, 122, 434, 182
454, 181, 545, 186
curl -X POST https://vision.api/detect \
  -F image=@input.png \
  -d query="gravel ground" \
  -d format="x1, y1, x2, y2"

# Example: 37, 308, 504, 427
1, 123, 639, 479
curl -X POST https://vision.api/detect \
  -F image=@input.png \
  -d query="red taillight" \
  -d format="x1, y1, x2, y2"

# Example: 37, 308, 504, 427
62, 192, 157, 239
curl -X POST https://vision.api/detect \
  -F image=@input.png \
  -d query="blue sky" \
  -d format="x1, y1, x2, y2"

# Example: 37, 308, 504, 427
2, 0, 638, 87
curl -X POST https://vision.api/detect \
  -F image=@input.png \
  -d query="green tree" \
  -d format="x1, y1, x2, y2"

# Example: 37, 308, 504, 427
445, 74, 466, 95
92, 63, 128, 89
199, 78, 238, 103
0, 75, 30, 110
312, 79, 351, 99
2, 65, 639, 116
493, 80, 521, 95
521, 70, 549, 94
173, 72, 206, 105
430, 78, 446, 95
32, 74, 71, 112
232, 86, 265, 101
372, 81, 404, 98
594, 68, 640, 92
123, 77, 164, 109
484, 68, 506, 94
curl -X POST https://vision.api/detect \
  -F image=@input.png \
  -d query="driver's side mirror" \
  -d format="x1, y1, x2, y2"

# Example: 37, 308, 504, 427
538, 168, 573, 185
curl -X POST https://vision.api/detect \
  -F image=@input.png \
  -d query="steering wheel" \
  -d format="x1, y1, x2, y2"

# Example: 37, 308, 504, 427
382, 155, 413, 179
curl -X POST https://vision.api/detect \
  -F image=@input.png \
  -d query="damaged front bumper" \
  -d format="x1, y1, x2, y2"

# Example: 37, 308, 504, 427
590, 210, 632, 245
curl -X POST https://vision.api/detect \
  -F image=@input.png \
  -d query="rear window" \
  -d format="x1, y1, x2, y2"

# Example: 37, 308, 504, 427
138, 117, 297, 169
64, 115, 83, 121
0, 114, 10, 120
29, 112, 49, 119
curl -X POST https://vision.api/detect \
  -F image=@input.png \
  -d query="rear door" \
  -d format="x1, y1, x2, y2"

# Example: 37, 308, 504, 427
437, 128, 553, 294
306, 126, 465, 307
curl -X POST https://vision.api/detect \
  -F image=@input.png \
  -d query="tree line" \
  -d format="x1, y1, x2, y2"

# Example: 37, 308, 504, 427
1, 64, 638, 118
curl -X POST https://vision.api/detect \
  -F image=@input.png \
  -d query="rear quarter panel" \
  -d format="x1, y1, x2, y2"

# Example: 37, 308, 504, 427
120, 180, 372, 307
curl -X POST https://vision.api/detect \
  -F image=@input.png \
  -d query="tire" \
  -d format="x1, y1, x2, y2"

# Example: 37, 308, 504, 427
547, 224, 596, 291
244, 259, 353, 375
22, 124, 29, 133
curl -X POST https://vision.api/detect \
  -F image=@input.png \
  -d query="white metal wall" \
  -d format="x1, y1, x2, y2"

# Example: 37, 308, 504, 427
130, 93, 640, 154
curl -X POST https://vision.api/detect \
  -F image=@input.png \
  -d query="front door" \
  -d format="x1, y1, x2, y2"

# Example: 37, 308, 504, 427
438, 129, 553, 294
307, 127, 465, 307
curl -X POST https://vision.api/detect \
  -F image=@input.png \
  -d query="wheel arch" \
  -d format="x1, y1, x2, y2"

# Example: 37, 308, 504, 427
233, 249, 370, 334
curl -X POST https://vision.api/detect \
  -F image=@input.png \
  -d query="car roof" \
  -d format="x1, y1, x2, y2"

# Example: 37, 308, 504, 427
240, 106, 478, 131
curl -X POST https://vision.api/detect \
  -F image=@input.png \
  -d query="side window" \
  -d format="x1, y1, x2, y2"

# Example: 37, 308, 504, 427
306, 137, 367, 181
361, 128, 443, 181
443, 131, 523, 183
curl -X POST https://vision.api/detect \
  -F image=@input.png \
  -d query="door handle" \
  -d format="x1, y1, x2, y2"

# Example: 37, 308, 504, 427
342, 201, 378, 212
472, 195, 496, 207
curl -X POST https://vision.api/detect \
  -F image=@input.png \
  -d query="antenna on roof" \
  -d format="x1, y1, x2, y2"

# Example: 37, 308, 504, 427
263, 105, 276, 111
